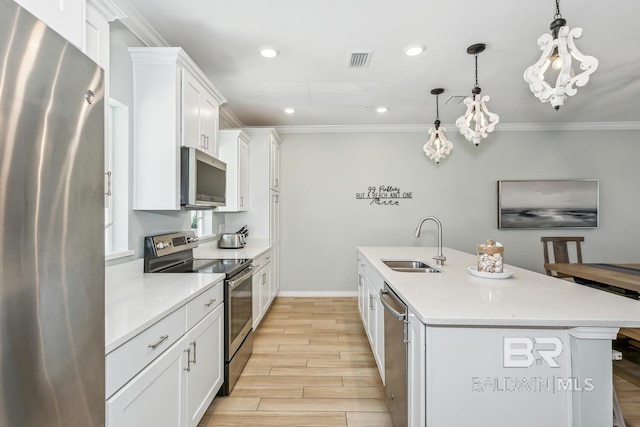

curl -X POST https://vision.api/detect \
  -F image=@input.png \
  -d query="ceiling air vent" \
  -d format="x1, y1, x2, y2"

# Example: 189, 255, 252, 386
347, 51, 373, 69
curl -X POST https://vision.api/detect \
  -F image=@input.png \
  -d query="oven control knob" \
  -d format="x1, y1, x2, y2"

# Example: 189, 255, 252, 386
187, 236, 199, 243
156, 241, 169, 250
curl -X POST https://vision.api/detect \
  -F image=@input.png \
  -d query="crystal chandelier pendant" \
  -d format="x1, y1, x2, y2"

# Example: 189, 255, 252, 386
424, 88, 453, 164
455, 44, 499, 146
523, 1, 598, 110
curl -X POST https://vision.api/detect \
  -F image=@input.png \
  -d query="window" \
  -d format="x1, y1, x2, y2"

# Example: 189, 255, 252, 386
105, 98, 132, 259
191, 211, 214, 237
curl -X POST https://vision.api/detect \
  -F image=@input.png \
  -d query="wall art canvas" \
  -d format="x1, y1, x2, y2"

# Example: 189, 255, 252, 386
497, 180, 599, 229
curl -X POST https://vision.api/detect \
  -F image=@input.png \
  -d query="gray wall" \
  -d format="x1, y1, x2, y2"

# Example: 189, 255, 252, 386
108, 22, 224, 265
279, 129, 640, 293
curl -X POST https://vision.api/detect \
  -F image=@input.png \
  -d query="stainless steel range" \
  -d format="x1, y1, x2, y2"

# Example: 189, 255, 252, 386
144, 231, 254, 395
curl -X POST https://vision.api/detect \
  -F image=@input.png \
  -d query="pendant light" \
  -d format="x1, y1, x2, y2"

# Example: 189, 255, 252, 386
424, 88, 453, 164
524, 0, 598, 110
455, 43, 499, 146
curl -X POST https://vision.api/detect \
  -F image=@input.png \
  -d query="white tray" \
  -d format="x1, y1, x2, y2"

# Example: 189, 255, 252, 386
468, 266, 513, 279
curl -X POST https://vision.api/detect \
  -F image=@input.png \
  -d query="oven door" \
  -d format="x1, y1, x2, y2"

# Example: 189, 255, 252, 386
226, 266, 253, 360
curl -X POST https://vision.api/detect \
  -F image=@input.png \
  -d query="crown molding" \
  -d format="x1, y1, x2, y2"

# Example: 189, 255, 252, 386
219, 105, 244, 129
87, 0, 126, 22
274, 122, 640, 134
111, 0, 168, 47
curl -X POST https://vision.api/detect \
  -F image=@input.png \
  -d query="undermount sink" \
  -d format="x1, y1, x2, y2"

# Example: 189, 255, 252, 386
382, 260, 441, 273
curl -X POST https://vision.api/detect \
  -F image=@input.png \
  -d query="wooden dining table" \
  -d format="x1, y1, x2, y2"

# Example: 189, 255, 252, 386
543, 262, 640, 294
544, 262, 640, 387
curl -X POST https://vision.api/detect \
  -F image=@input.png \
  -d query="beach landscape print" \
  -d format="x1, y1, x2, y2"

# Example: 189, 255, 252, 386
498, 180, 599, 229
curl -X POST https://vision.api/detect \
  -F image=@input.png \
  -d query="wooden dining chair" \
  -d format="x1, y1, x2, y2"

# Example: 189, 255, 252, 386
541, 236, 585, 278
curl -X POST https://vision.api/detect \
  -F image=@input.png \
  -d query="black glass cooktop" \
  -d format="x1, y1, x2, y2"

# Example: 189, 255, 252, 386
163, 258, 250, 277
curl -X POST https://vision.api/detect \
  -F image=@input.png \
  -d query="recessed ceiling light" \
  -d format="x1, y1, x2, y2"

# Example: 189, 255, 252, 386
404, 44, 425, 56
259, 46, 279, 58
376, 106, 388, 113
284, 108, 295, 114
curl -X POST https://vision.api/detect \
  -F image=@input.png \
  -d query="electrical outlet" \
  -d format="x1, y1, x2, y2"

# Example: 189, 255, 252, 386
218, 224, 225, 235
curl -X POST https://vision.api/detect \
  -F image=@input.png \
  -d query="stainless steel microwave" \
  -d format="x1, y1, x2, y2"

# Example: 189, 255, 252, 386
180, 147, 226, 209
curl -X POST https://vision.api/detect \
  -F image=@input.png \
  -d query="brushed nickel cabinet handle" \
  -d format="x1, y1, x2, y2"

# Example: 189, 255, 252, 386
148, 334, 169, 350
184, 348, 191, 372
204, 298, 217, 307
104, 171, 112, 196
192, 341, 197, 364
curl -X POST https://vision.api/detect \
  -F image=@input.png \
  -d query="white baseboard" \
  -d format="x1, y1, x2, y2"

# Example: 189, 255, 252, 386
276, 291, 357, 297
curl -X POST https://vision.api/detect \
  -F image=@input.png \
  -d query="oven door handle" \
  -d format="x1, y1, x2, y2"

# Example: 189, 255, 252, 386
228, 266, 254, 288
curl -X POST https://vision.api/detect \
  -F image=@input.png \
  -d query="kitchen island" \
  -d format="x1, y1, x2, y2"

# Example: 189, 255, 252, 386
358, 246, 640, 427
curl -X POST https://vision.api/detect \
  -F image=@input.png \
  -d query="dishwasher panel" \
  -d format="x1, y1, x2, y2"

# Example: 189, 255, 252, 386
380, 283, 408, 427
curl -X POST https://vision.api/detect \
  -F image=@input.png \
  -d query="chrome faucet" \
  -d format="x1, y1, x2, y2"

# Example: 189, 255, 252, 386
414, 216, 446, 265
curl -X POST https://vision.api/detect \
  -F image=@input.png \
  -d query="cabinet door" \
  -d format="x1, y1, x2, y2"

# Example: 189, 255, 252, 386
260, 263, 272, 315
365, 278, 377, 351
185, 304, 224, 427
357, 268, 366, 322
252, 268, 263, 329
238, 140, 249, 211
273, 244, 280, 296
15, 0, 84, 48
407, 312, 426, 427
270, 190, 280, 244
201, 94, 219, 158
182, 72, 203, 151
106, 336, 187, 427
270, 138, 280, 191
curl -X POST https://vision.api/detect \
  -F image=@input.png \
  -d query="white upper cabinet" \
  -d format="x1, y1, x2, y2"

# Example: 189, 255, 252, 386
15, 0, 85, 49
129, 47, 226, 210
182, 73, 219, 158
217, 130, 249, 212
270, 137, 280, 191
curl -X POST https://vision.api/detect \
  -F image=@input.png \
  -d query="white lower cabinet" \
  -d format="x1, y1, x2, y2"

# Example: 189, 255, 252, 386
357, 252, 385, 381
407, 311, 426, 427
357, 261, 367, 322
106, 282, 224, 427
106, 335, 187, 427
185, 304, 224, 427
252, 249, 274, 329
261, 262, 273, 315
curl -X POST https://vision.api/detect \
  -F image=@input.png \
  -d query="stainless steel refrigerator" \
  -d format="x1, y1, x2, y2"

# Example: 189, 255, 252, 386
0, 0, 105, 426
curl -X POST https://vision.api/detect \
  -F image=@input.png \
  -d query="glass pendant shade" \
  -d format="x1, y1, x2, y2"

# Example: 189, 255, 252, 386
523, 4, 598, 110
455, 44, 499, 146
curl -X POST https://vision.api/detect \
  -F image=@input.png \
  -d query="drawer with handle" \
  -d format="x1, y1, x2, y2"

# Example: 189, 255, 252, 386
253, 249, 272, 273
186, 280, 224, 330
105, 305, 187, 398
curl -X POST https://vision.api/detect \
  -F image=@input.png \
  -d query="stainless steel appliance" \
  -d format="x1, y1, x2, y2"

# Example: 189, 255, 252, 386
143, 231, 253, 395
180, 146, 227, 209
380, 283, 408, 427
218, 233, 246, 249
0, 1, 105, 425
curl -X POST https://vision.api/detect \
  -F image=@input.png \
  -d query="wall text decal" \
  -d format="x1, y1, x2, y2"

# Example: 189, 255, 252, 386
355, 185, 413, 206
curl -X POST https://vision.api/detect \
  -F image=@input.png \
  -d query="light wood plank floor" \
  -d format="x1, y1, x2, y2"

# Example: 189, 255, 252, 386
198, 297, 393, 427
198, 296, 640, 427
615, 375, 640, 427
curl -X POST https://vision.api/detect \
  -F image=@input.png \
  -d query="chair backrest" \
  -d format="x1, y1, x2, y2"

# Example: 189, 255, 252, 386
541, 236, 585, 278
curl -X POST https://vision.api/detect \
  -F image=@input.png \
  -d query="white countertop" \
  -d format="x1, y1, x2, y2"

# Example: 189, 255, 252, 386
359, 246, 640, 328
105, 241, 269, 354
193, 239, 271, 259
105, 259, 224, 354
